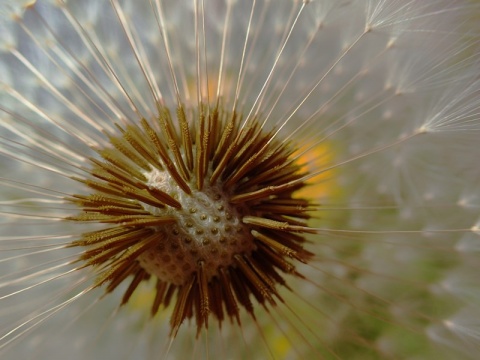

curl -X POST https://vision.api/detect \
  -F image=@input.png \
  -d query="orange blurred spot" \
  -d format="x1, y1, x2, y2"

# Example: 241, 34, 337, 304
187, 73, 235, 104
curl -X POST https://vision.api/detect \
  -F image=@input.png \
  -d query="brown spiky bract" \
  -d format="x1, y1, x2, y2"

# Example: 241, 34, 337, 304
67, 103, 316, 337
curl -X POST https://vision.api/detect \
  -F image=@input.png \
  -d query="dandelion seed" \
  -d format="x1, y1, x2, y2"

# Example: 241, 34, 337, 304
1, 1, 480, 359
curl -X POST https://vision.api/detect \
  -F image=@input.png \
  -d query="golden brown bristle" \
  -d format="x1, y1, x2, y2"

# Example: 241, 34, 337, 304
68, 103, 316, 336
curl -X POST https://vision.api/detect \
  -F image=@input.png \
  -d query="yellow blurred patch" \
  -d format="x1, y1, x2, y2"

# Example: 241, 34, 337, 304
294, 141, 339, 201
271, 332, 292, 357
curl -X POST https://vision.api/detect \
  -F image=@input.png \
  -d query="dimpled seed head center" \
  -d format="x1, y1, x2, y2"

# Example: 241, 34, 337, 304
137, 168, 255, 285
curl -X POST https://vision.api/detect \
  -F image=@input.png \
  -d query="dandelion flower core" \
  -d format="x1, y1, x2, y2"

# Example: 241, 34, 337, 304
68, 103, 315, 334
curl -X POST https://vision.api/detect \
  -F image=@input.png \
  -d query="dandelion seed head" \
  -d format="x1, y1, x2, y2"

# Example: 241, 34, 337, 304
1, 0, 480, 359
64, 99, 318, 335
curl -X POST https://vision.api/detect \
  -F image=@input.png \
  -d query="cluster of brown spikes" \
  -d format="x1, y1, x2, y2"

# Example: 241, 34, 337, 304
67, 103, 316, 336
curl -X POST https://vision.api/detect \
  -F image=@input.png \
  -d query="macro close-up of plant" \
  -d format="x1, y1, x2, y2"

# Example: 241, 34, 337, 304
1, 0, 480, 359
